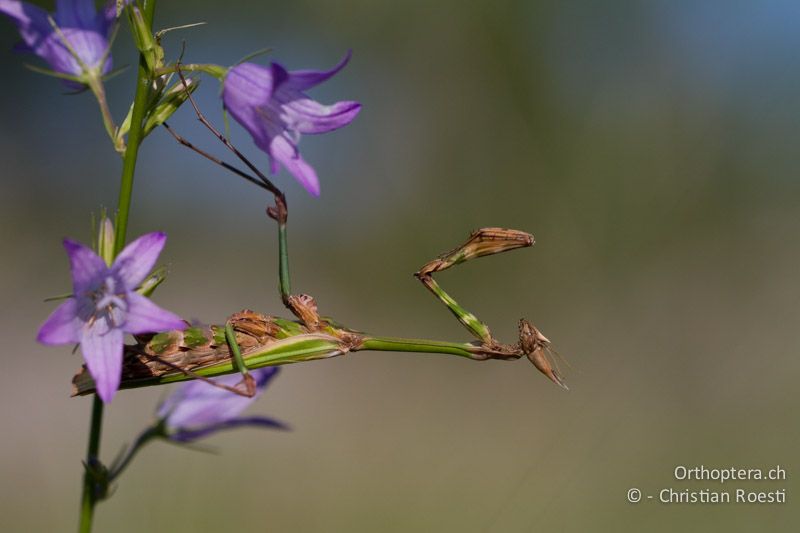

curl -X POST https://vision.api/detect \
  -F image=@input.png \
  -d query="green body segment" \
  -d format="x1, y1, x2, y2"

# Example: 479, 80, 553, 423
72, 319, 348, 395
70, 311, 517, 396
128, 336, 345, 389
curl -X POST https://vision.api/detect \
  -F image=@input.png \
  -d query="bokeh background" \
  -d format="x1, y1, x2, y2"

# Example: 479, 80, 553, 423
1, 1, 799, 531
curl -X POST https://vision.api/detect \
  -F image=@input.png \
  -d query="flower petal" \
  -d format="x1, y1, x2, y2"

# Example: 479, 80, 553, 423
64, 239, 108, 294
169, 416, 288, 443
40, 27, 110, 75
268, 134, 320, 196
224, 55, 358, 197
123, 292, 185, 334
112, 232, 166, 288
222, 63, 275, 153
159, 367, 280, 429
55, 0, 97, 30
1, 0, 112, 77
0, 0, 52, 52
80, 321, 123, 403
281, 94, 361, 135
224, 62, 275, 110
37, 298, 81, 345
0, 0, 50, 31
281, 50, 352, 92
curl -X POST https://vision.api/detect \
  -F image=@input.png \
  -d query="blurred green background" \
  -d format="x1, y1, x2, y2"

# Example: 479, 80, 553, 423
1, 1, 799, 531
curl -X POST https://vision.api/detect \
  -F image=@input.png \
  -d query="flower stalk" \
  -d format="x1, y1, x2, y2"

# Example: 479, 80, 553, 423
114, 0, 157, 255
107, 367, 285, 482
78, 396, 104, 533
80, 1, 158, 530
108, 424, 162, 483
85, 74, 124, 153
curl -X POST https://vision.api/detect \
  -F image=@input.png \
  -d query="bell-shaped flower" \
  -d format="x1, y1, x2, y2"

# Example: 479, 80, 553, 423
37, 232, 186, 403
0, 0, 122, 84
157, 367, 286, 442
222, 52, 361, 196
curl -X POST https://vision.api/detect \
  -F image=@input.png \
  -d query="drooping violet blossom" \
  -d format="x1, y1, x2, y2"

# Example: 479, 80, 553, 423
37, 232, 185, 403
0, 0, 121, 82
157, 367, 286, 442
222, 52, 361, 196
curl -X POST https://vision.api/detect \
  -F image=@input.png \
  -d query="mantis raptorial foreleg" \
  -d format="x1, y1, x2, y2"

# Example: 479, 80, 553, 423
413, 228, 568, 389
415, 228, 534, 345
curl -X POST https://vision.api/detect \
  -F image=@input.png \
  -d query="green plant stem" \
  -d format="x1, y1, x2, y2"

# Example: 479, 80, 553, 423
78, 396, 104, 533
113, 0, 157, 255
79, 2, 158, 531
112, 63, 149, 254
109, 425, 161, 482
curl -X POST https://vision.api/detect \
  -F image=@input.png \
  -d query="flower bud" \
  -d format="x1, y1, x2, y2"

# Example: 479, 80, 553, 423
143, 78, 200, 136
97, 215, 115, 266
136, 266, 168, 297
126, 5, 163, 72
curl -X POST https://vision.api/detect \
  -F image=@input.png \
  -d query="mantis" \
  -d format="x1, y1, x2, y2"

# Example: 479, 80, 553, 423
71, 69, 568, 397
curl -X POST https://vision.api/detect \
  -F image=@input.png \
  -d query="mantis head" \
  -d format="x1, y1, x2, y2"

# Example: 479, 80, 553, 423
518, 319, 569, 390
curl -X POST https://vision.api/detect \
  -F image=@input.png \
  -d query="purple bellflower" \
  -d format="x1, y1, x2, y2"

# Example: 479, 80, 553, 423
0, 0, 121, 83
222, 51, 361, 196
37, 232, 185, 403
157, 367, 286, 443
